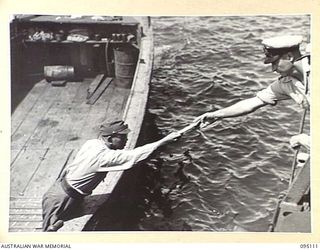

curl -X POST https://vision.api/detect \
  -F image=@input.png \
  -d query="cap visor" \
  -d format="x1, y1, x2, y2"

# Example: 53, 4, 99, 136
264, 54, 280, 64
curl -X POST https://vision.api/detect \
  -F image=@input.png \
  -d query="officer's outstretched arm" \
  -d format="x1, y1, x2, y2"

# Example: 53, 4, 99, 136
195, 97, 267, 127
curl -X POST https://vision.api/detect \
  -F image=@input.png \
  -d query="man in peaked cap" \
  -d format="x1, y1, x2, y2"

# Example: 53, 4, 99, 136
194, 34, 310, 128
262, 35, 303, 64
190, 34, 311, 233
42, 120, 181, 231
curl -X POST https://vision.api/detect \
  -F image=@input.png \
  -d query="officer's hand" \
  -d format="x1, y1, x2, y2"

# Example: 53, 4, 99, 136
193, 112, 218, 128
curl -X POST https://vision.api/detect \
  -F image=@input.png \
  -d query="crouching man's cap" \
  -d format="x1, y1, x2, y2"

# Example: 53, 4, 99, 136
262, 35, 303, 64
100, 120, 130, 136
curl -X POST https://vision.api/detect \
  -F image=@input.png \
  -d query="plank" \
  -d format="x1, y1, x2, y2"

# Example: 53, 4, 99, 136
86, 74, 105, 99
63, 105, 93, 149
9, 197, 43, 231
103, 86, 129, 116
9, 150, 73, 231
86, 77, 113, 105
23, 149, 74, 196
71, 78, 93, 104
9, 221, 43, 231
11, 80, 48, 134
9, 214, 42, 222
9, 209, 42, 215
11, 149, 23, 165
84, 86, 129, 140
10, 148, 48, 196
53, 81, 83, 103
26, 82, 82, 149
50, 105, 86, 148
27, 103, 70, 149
48, 81, 91, 148
10, 197, 42, 208
34, 103, 76, 149
11, 83, 62, 150
67, 84, 116, 147
63, 81, 112, 148
61, 79, 94, 148
92, 81, 116, 110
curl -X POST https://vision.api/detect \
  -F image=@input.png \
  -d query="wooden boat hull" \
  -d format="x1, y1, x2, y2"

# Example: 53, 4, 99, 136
9, 16, 153, 232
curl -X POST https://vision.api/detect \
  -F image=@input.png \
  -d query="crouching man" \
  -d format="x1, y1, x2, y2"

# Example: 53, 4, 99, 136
42, 120, 181, 231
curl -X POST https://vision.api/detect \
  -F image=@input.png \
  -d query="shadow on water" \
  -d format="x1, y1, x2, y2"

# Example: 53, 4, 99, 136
85, 111, 192, 231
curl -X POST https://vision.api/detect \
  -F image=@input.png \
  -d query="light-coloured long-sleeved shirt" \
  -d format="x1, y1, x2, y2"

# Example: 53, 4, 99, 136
65, 139, 162, 195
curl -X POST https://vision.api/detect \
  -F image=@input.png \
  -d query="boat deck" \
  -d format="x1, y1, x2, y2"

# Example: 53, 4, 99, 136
10, 78, 130, 232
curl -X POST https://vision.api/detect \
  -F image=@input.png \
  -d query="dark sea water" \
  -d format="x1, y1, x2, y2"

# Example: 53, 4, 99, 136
95, 15, 311, 232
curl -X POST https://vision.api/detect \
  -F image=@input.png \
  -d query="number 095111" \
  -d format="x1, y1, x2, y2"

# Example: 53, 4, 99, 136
300, 244, 318, 248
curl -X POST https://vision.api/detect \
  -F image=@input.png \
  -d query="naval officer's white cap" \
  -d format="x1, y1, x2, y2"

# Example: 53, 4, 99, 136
262, 35, 303, 49
262, 35, 303, 64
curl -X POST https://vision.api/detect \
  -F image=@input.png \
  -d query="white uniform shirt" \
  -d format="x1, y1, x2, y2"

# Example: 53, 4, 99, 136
256, 76, 308, 105
256, 57, 310, 106
65, 139, 162, 195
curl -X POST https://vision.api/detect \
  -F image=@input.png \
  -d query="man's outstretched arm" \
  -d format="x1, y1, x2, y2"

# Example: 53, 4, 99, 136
195, 96, 267, 127
99, 131, 181, 171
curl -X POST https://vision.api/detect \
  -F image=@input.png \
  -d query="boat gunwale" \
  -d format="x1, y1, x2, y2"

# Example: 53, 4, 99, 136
58, 16, 154, 231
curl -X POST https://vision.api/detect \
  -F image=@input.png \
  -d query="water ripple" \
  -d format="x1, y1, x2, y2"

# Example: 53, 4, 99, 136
137, 15, 311, 231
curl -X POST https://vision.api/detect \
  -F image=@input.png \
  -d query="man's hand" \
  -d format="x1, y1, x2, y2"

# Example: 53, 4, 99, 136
193, 112, 219, 128
290, 133, 310, 150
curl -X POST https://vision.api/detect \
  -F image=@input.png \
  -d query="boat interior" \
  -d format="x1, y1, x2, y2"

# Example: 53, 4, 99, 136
9, 15, 145, 232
